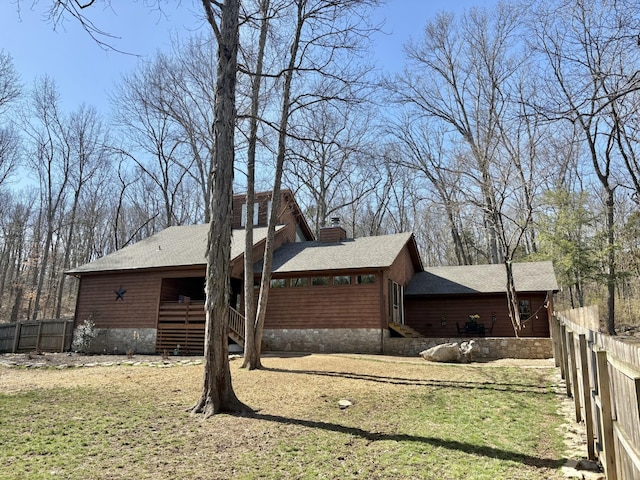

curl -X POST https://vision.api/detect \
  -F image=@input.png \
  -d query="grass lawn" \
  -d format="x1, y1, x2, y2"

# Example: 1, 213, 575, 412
0, 354, 567, 479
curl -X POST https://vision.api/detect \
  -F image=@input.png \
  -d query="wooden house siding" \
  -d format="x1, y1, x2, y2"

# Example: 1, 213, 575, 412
74, 267, 204, 330
232, 190, 312, 241
263, 272, 382, 329
389, 246, 417, 286
404, 292, 551, 338
230, 228, 293, 278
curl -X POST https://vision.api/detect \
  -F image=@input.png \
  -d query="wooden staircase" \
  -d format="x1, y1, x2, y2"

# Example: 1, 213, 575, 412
389, 322, 423, 338
228, 307, 245, 346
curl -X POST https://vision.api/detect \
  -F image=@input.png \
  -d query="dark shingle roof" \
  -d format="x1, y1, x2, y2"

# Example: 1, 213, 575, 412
67, 225, 279, 274
259, 232, 416, 273
405, 261, 558, 296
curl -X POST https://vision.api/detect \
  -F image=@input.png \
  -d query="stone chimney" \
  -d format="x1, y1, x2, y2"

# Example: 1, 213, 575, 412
318, 217, 347, 243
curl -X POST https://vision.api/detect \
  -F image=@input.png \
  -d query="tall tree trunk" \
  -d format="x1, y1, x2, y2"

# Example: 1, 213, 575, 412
242, 0, 271, 370
55, 188, 81, 318
605, 188, 616, 335
504, 259, 521, 338
247, 0, 305, 370
32, 225, 53, 321
191, 0, 250, 417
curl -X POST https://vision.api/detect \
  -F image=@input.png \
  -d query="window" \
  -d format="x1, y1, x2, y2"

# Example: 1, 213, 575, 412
356, 274, 376, 285
518, 299, 531, 320
311, 276, 330, 286
241, 202, 259, 227
333, 275, 351, 285
290, 277, 308, 287
270, 278, 286, 288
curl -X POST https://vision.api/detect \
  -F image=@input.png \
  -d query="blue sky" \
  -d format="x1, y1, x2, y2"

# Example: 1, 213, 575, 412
0, 0, 494, 115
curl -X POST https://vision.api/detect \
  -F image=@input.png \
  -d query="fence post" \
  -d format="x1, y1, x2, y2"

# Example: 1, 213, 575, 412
60, 320, 68, 353
35, 320, 43, 352
551, 316, 561, 368
12, 322, 21, 353
567, 329, 581, 419
578, 334, 596, 461
560, 324, 571, 395
596, 349, 617, 480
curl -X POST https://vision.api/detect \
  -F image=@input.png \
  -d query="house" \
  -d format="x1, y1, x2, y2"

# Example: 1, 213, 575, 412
67, 190, 558, 355
67, 190, 313, 354
404, 262, 558, 338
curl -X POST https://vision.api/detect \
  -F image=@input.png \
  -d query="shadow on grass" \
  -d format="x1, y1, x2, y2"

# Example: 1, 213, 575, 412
240, 411, 563, 470
262, 367, 554, 395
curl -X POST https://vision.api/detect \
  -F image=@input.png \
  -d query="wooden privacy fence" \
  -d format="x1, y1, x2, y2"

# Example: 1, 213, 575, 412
554, 306, 640, 480
0, 318, 74, 353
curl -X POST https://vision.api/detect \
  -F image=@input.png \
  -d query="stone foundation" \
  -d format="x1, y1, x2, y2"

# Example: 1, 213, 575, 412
76, 327, 157, 354
383, 336, 553, 359
262, 328, 387, 354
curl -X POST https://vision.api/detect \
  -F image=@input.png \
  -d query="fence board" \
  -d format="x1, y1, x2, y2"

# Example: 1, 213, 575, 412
0, 319, 74, 353
556, 309, 640, 479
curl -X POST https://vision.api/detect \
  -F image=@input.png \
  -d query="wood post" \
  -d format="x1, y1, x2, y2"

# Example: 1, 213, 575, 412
60, 320, 68, 353
11, 322, 21, 353
567, 329, 581, 420
560, 324, 571, 395
596, 350, 617, 480
552, 315, 562, 368
578, 334, 596, 461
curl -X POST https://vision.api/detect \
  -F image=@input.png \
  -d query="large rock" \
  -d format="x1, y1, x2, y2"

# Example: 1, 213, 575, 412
420, 340, 479, 363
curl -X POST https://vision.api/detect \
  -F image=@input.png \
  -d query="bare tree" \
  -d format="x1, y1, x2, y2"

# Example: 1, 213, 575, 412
244, 0, 381, 370
386, 116, 472, 265
111, 57, 195, 228
285, 102, 378, 236
190, 0, 250, 416
154, 36, 219, 222
529, 0, 640, 334
390, 5, 524, 265
20, 77, 73, 320
0, 50, 20, 113
241, 0, 272, 370
0, 51, 21, 190
53, 104, 110, 318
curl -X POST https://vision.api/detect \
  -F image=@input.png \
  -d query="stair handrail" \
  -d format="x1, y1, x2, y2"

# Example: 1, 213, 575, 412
228, 306, 245, 342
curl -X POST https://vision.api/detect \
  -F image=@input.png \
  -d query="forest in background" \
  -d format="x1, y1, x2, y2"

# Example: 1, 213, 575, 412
1, 0, 640, 332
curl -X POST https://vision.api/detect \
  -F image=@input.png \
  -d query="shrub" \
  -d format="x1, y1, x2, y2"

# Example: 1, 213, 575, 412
72, 314, 99, 353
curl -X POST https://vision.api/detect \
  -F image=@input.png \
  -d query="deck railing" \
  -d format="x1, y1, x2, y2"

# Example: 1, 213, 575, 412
156, 301, 245, 354
228, 306, 245, 345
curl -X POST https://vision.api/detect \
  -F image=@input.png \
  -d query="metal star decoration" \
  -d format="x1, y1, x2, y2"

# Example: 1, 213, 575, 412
115, 286, 127, 301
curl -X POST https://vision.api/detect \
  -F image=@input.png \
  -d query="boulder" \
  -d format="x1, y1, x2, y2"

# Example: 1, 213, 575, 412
460, 340, 480, 362
420, 340, 478, 363
420, 343, 463, 363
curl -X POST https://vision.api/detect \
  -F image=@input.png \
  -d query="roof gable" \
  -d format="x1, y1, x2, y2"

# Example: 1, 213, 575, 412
405, 261, 558, 296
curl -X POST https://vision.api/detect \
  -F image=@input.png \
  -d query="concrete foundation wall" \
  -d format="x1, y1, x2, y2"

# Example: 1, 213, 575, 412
76, 326, 552, 359
383, 337, 553, 359
262, 328, 387, 354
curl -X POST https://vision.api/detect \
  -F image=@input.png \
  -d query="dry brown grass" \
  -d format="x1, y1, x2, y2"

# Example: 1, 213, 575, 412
0, 353, 569, 479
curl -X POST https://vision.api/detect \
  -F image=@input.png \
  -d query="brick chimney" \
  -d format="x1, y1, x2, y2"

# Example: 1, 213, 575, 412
318, 217, 347, 243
